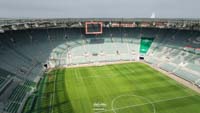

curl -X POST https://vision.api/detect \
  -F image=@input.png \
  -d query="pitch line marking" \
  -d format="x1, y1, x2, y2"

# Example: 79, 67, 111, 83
95, 94, 196, 113
74, 69, 79, 80
111, 95, 156, 113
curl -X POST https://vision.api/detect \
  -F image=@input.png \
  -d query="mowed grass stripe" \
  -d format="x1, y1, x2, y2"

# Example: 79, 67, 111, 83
63, 63, 200, 113
111, 64, 194, 100
34, 62, 200, 113
65, 68, 94, 113
64, 63, 200, 113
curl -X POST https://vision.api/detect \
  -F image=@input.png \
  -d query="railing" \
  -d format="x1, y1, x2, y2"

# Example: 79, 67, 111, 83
17, 92, 30, 113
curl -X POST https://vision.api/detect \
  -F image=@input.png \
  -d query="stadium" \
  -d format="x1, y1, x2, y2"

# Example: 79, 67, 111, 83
0, 18, 200, 113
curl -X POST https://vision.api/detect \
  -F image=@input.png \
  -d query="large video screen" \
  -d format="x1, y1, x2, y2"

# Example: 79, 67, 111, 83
85, 22, 103, 34
139, 37, 154, 54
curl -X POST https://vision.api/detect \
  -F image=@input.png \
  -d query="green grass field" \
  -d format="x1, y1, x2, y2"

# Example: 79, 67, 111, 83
29, 62, 200, 113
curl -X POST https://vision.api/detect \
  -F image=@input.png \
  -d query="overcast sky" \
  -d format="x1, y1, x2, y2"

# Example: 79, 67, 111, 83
0, 0, 200, 18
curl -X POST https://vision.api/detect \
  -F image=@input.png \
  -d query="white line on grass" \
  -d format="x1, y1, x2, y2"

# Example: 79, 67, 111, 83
111, 95, 156, 113
51, 71, 57, 113
74, 69, 79, 80
96, 94, 196, 113
49, 93, 52, 113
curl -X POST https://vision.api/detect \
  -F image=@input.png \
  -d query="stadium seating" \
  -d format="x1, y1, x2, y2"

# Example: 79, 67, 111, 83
159, 63, 177, 72
173, 69, 200, 83
0, 27, 200, 112
146, 29, 200, 86
4, 102, 20, 113
65, 42, 139, 65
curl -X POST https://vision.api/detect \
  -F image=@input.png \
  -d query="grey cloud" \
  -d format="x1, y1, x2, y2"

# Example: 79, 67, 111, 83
0, 0, 200, 18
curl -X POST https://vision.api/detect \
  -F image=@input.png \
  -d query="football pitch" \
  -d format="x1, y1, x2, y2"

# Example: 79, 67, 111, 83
30, 62, 200, 113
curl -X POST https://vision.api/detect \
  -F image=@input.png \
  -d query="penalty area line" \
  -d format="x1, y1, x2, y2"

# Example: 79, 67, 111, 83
95, 94, 196, 113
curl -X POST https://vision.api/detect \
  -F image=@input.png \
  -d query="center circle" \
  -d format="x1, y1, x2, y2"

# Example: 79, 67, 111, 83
111, 94, 156, 113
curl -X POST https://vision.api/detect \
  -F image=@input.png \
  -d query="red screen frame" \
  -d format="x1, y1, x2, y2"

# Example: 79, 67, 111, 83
85, 22, 103, 34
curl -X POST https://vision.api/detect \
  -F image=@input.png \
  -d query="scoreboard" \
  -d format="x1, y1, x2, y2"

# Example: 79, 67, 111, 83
85, 22, 103, 34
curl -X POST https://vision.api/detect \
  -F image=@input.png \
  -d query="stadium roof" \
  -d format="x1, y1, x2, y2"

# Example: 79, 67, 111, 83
0, 18, 200, 25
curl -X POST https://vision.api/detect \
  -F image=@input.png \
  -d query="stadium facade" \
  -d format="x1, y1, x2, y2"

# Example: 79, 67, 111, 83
0, 18, 200, 113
